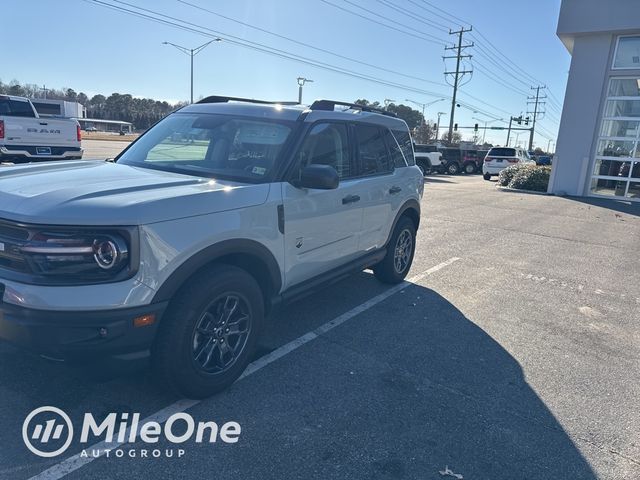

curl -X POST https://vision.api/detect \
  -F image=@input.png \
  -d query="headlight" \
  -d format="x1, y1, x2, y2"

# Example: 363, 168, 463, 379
18, 230, 134, 282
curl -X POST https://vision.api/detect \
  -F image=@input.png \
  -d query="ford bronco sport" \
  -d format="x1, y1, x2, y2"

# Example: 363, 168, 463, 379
0, 97, 423, 398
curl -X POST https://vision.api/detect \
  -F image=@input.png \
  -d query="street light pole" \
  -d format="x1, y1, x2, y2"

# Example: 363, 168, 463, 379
405, 98, 445, 125
436, 112, 447, 141
163, 38, 222, 103
297, 77, 314, 104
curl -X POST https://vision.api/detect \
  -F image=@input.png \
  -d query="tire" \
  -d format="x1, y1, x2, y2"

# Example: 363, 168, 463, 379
152, 265, 264, 399
464, 162, 477, 174
416, 159, 431, 176
483, 173, 491, 181
374, 216, 416, 284
446, 162, 460, 175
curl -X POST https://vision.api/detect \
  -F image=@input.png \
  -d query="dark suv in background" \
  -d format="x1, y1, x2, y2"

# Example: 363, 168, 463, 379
440, 148, 488, 175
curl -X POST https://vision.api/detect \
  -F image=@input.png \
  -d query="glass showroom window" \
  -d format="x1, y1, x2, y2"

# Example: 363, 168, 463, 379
591, 77, 640, 199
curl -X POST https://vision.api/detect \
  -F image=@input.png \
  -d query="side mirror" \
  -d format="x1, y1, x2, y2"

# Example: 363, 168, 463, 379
296, 164, 339, 190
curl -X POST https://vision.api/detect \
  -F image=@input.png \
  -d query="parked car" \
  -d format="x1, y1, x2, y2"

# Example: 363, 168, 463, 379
0, 95, 82, 162
483, 146, 535, 180
85, 126, 98, 132
536, 155, 552, 166
414, 144, 442, 175
0, 97, 423, 399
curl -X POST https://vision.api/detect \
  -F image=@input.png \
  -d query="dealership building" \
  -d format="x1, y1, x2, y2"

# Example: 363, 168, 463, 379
551, 0, 640, 201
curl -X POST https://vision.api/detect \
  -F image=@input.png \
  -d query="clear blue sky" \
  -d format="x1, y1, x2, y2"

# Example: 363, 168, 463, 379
4, 0, 569, 147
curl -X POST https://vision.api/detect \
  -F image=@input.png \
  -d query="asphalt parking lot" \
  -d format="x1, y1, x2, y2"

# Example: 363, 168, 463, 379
1, 175, 639, 480
82, 139, 132, 160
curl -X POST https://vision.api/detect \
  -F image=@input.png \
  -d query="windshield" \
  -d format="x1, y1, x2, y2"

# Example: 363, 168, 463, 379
117, 113, 294, 182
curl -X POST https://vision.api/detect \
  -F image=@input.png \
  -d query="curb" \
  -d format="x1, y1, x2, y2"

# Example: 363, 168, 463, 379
497, 186, 553, 196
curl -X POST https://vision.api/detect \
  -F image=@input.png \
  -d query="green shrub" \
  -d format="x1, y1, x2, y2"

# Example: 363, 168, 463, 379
505, 165, 551, 192
498, 164, 520, 186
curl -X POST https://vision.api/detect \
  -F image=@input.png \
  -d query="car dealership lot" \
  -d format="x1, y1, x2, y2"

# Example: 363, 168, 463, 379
1, 175, 638, 480
81, 139, 132, 160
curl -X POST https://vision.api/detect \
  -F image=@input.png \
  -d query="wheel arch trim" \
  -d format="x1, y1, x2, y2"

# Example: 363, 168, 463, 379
151, 239, 282, 304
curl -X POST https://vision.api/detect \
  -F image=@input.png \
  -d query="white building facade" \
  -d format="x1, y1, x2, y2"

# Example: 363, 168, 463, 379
551, 0, 640, 201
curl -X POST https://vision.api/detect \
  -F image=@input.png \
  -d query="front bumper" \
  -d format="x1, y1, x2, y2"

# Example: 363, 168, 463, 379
0, 300, 167, 362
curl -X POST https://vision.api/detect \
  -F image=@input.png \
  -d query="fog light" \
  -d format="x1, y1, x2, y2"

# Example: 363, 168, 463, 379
134, 314, 156, 328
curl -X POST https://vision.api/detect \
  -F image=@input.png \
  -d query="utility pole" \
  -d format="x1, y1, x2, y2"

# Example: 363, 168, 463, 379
40, 85, 49, 99
163, 39, 222, 104
297, 77, 313, 104
444, 27, 473, 144
527, 86, 547, 151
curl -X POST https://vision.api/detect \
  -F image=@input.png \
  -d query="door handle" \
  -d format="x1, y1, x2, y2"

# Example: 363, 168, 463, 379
39, 122, 48, 125
389, 186, 402, 194
342, 194, 361, 205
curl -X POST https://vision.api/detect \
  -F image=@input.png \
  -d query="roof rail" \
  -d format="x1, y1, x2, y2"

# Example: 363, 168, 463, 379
309, 100, 397, 118
196, 95, 299, 106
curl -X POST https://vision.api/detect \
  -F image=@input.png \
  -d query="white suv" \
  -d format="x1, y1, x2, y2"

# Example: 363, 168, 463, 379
0, 97, 423, 398
482, 146, 535, 180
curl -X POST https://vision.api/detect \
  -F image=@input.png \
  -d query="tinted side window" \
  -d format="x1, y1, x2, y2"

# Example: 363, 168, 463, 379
384, 129, 407, 168
298, 122, 352, 179
392, 129, 415, 165
355, 124, 392, 175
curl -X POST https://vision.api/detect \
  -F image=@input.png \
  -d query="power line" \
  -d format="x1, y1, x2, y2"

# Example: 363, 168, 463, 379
375, 0, 450, 33
178, 0, 447, 89
333, 0, 447, 45
86, 0, 507, 121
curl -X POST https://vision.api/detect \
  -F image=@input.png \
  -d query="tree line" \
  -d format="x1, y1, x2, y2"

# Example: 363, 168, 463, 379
0, 79, 186, 130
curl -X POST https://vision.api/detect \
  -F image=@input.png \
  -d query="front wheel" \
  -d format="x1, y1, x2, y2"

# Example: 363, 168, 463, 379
152, 265, 264, 399
374, 217, 416, 284
446, 162, 460, 175
483, 173, 492, 181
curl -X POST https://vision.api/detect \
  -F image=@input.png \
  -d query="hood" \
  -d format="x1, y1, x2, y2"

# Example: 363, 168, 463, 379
0, 161, 270, 225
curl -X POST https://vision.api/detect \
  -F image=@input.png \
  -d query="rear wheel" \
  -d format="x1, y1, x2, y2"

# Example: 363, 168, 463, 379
374, 217, 416, 284
152, 265, 264, 399
416, 159, 432, 176
446, 162, 460, 175
483, 173, 492, 180
464, 162, 477, 174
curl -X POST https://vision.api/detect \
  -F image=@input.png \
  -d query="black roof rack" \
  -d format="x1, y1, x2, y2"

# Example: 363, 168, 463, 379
309, 100, 397, 118
196, 95, 299, 106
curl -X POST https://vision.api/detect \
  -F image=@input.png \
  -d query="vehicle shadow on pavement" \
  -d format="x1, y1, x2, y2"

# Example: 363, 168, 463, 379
0, 275, 599, 479
254, 280, 599, 480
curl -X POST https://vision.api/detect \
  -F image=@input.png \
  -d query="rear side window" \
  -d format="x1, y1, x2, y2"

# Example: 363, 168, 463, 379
489, 148, 516, 157
0, 98, 35, 117
391, 128, 415, 166
298, 122, 353, 179
354, 124, 393, 175
384, 129, 409, 167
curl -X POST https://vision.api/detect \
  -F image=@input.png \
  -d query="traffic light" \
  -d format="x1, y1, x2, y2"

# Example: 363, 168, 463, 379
433, 123, 438, 132
516, 116, 523, 125
474, 123, 479, 132
454, 123, 458, 131
525, 117, 530, 126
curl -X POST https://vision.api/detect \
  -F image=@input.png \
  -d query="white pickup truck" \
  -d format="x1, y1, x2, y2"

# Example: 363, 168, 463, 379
0, 95, 82, 163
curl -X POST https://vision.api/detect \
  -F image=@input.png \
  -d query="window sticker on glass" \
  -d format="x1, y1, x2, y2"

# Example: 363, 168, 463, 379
251, 166, 267, 175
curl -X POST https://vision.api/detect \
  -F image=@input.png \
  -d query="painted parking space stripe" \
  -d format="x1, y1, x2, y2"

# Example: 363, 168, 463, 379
28, 257, 460, 480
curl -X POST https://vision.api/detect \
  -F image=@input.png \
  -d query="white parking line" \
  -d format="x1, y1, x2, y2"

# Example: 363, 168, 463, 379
29, 257, 460, 480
